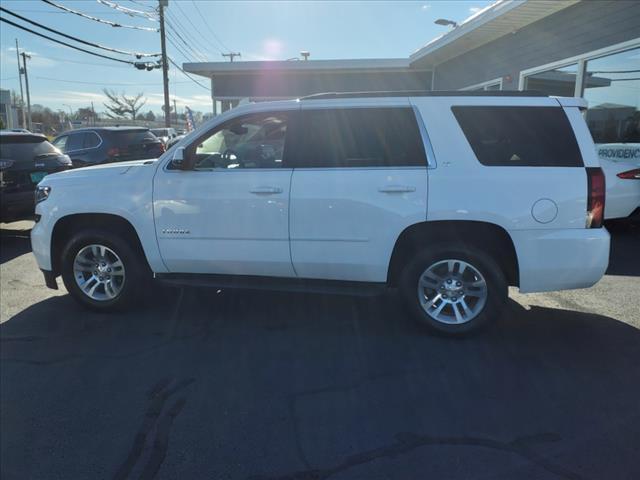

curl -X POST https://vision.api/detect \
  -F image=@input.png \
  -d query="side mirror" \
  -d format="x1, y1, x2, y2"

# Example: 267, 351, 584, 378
171, 147, 186, 170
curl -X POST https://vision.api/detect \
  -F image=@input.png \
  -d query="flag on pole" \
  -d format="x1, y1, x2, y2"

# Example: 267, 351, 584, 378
185, 106, 196, 132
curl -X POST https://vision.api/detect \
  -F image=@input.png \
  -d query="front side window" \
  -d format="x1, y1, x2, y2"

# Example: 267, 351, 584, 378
192, 112, 289, 170
292, 108, 427, 168
452, 106, 583, 167
52, 135, 68, 152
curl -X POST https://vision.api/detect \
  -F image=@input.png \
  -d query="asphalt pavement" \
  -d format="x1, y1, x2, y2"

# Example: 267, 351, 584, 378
1, 221, 639, 480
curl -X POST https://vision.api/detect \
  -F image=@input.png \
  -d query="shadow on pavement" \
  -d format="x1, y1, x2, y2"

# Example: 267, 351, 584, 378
0, 227, 32, 264
1, 289, 639, 480
606, 221, 640, 277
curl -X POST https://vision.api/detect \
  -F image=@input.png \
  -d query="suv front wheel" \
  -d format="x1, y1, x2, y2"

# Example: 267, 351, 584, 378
400, 245, 508, 335
61, 229, 143, 311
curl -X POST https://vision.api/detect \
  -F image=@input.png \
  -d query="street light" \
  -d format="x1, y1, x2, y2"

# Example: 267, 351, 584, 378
435, 18, 458, 27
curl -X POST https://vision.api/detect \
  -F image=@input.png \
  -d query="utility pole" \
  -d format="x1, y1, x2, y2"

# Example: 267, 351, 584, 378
222, 52, 241, 62
20, 51, 32, 131
91, 101, 96, 126
15, 39, 27, 129
158, 0, 171, 128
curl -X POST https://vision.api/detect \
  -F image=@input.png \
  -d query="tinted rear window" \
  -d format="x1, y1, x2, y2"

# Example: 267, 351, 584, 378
451, 106, 583, 167
0, 137, 60, 161
110, 130, 157, 146
291, 108, 427, 168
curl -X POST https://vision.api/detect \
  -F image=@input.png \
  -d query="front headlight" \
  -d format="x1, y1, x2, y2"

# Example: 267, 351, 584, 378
35, 185, 51, 204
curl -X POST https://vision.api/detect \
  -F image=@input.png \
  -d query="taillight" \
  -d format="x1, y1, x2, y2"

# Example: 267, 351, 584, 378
159, 142, 166, 153
107, 147, 120, 158
586, 167, 605, 228
617, 168, 640, 180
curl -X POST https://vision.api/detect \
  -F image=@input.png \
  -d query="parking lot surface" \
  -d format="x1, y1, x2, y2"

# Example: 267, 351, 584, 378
1, 221, 639, 480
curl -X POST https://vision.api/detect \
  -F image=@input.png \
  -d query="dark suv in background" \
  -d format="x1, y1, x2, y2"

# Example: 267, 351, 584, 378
52, 127, 164, 168
0, 132, 72, 222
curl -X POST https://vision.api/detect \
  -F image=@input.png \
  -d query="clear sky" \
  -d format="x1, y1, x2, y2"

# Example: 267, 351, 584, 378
0, 0, 491, 114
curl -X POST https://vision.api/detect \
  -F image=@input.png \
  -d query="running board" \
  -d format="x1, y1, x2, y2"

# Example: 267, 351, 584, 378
155, 273, 387, 297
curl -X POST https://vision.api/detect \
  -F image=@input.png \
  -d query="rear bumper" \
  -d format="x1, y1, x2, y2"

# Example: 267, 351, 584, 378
511, 228, 610, 293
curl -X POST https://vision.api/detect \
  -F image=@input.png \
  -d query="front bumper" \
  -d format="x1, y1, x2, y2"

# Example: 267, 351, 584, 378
511, 227, 610, 293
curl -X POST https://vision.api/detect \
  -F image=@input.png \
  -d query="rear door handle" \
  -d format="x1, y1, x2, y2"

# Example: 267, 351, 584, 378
250, 186, 283, 194
378, 185, 416, 193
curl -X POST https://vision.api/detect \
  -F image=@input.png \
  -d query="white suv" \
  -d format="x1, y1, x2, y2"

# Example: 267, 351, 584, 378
31, 91, 610, 335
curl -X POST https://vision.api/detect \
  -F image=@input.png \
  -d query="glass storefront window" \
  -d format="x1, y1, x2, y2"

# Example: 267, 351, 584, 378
584, 47, 640, 150
524, 63, 578, 96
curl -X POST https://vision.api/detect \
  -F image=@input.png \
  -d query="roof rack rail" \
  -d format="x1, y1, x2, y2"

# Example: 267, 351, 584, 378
300, 90, 547, 100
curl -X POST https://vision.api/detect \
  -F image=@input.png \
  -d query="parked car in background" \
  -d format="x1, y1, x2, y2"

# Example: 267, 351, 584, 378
51, 127, 164, 168
32, 91, 610, 336
150, 128, 177, 147
600, 157, 640, 221
1, 132, 71, 222
166, 134, 185, 150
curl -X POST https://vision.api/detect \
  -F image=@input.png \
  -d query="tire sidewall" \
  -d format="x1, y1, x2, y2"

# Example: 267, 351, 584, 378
61, 230, 141, 311
400, 245, 507, 335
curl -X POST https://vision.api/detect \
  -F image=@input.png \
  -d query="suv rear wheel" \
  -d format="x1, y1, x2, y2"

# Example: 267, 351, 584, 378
399, 245, 507, 335
61, 229, 143, 311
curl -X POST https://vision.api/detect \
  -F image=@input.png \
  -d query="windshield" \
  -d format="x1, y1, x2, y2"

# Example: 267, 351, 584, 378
151, 129, 169, 137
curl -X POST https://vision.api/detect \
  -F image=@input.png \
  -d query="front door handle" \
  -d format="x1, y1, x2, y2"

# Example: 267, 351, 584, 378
378, 185, 416, 193
250, 186, 283, 194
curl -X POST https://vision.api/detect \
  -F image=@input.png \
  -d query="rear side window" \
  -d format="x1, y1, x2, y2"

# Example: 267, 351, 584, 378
292, 108, 427, 168
451, 106, 583, 167
84, 132, 101, 148
111, 130, 157, 146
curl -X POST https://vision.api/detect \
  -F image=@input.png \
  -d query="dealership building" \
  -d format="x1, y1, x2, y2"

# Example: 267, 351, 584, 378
184, 0, 639, 155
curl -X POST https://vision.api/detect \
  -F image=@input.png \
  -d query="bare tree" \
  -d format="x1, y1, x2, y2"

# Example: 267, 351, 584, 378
102, 89, 147, 122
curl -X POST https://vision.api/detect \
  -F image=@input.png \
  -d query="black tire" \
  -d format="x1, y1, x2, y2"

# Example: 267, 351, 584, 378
60, 229, 144, 312
399, 244, 508, 336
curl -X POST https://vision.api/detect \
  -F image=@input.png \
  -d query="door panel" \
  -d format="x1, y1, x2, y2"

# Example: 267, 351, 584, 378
152, 110, 296, 276
288, 104, 429, 282
289, 168, 427, 281
153, 169, 294, 276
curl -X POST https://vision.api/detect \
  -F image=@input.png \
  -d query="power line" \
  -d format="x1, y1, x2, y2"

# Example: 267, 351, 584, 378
168, 57, 209, 91
165, 10, 212, 59
35, 75, 192, 86
191, 0, 232, 53
174, 1, 223, 55
44, 55, 134, 69
129, 0, 156, 11
96, 0, 158, 20
165, 20, 207, 62
165, 30, 201, 63
0, 6, 160, 57
0, 16, 135, 64
41, 0, 159, 32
